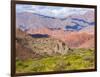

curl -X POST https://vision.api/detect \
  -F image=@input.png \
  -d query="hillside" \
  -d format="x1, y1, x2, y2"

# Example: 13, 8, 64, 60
16, 28, 41, 60
64, 32, 94, 48
26, 28, 94, 48
16, 48, 95, 73
16, 28, 69, 60
78, 38, 94, 48
16, 28, 95, 73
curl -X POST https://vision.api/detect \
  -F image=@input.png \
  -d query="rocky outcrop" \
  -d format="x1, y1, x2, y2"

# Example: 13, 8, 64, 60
30, 37, 69, 56
16, 28, 69, 60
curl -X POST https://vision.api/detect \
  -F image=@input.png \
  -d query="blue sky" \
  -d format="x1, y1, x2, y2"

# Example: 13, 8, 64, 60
16, 4, 94, 18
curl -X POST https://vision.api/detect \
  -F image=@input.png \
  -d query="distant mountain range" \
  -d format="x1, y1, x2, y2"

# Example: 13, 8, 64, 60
16, 10, 95, 48
16, 10, 94, 32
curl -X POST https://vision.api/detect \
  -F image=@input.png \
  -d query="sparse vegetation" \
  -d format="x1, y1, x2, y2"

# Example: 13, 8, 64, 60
16, 48, 95, 73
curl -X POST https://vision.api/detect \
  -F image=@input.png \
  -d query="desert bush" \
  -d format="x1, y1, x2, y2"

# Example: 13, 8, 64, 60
16, 48, 94, 73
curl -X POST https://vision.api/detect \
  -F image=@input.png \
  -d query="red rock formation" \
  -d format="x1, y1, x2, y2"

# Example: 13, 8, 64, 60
27, 28, 94, 48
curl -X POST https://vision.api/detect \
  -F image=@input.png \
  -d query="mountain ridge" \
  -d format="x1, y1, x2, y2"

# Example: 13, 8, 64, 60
16, 10, 94, 32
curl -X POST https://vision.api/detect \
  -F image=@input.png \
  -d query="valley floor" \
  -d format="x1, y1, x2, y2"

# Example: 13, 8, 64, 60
16, 48, 95, 73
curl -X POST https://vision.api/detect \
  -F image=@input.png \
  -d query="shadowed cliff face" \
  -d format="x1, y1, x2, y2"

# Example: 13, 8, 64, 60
29, 34, 49, 38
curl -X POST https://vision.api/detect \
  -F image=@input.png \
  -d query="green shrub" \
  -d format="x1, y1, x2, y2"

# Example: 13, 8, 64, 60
16, 48, 95, 73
